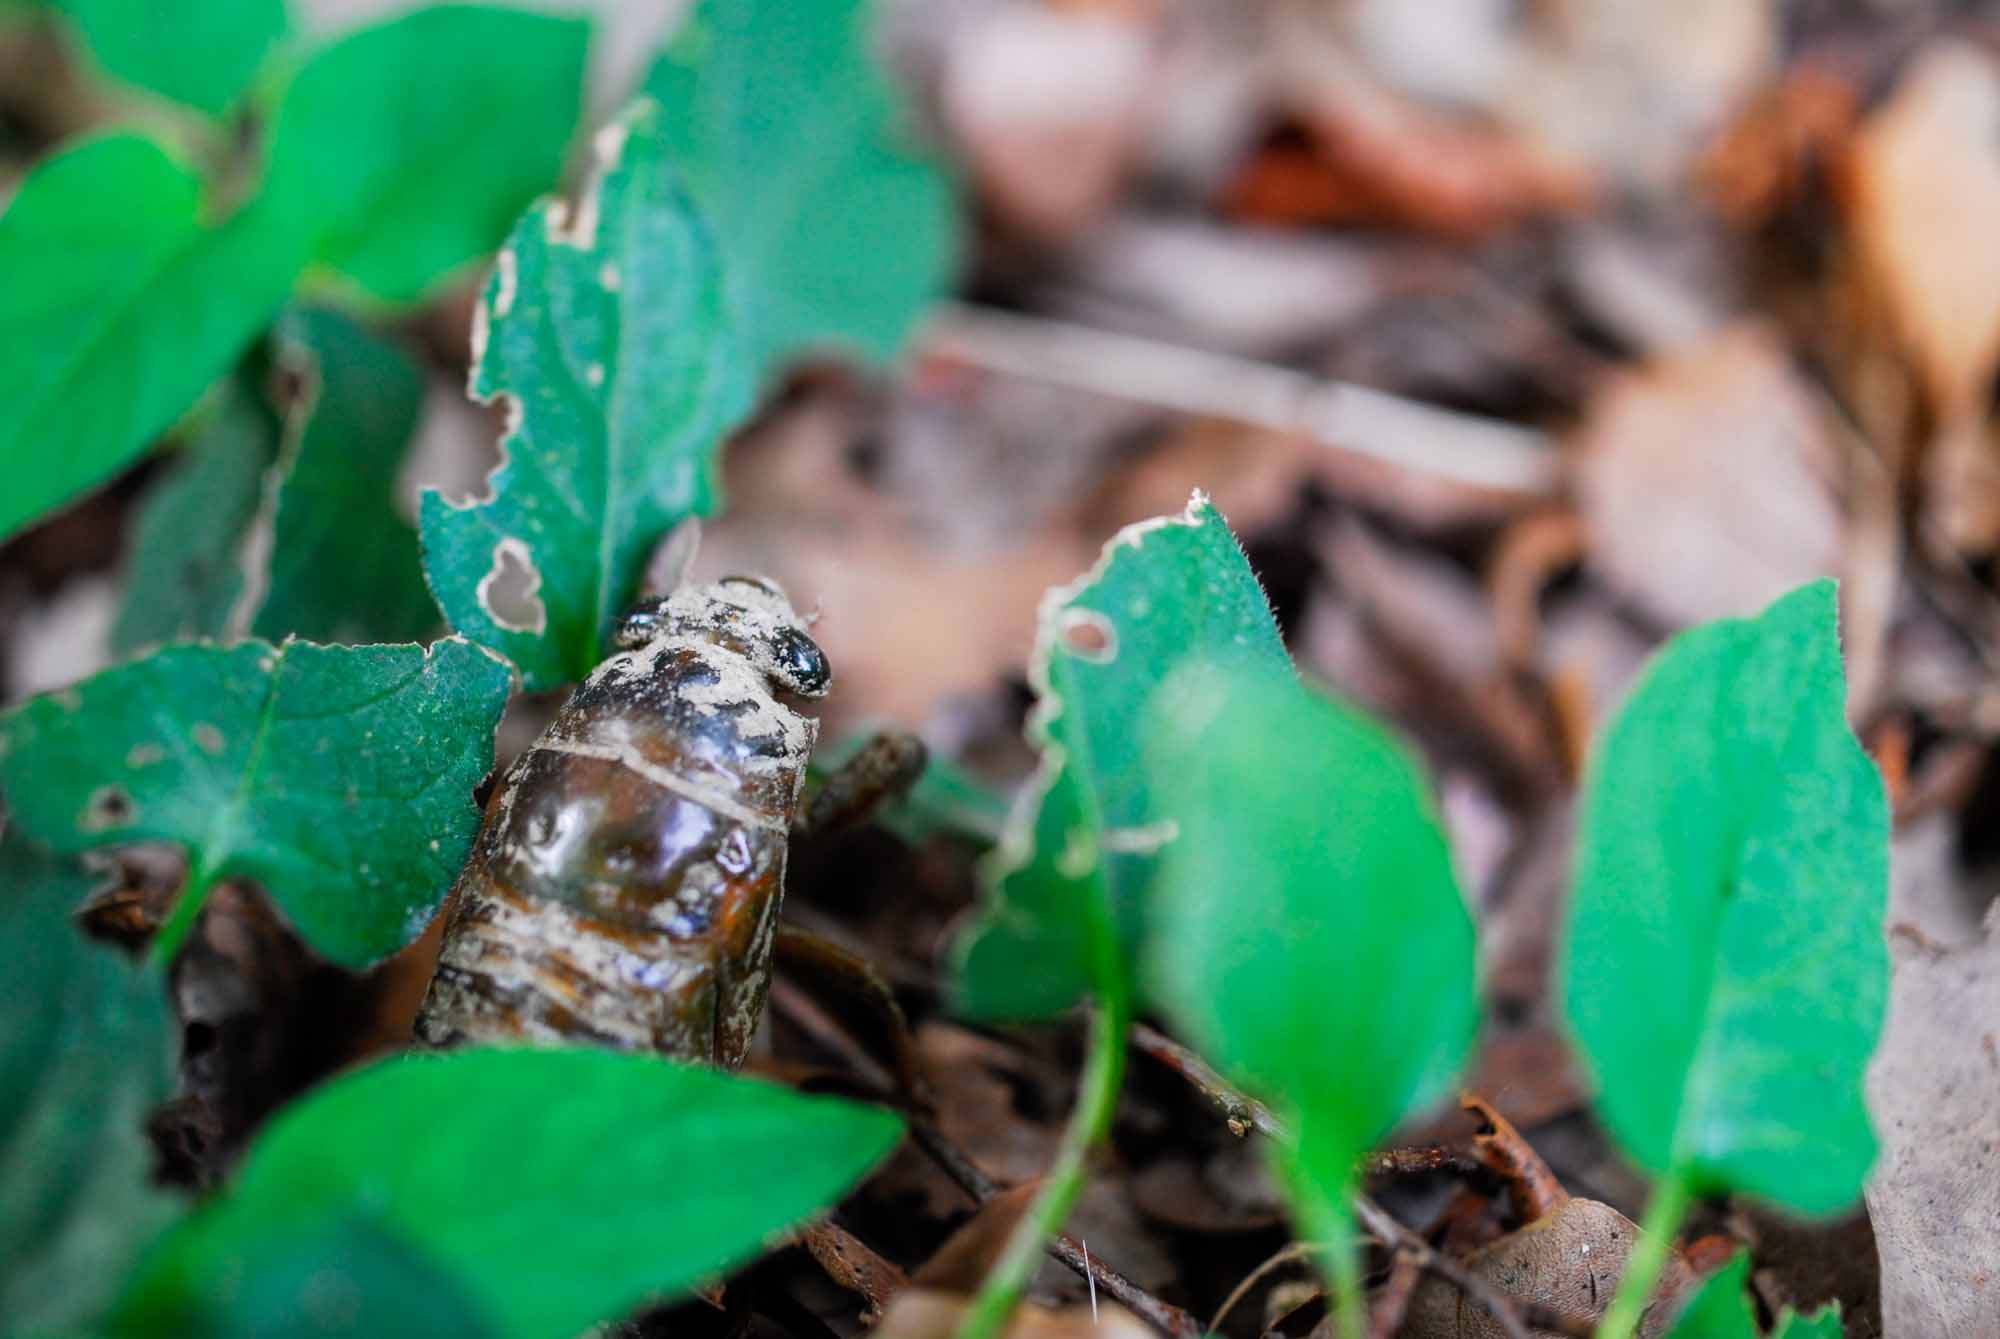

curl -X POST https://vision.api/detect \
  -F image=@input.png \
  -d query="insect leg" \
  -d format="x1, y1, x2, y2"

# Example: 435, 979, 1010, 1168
794, 730, 927, 839
773, 923, 929, 1108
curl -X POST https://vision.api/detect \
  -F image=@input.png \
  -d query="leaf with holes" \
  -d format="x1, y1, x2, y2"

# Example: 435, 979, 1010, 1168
644, 0, 955, 380
951, 493, 1289, 1019
0, 133, 312, 543
419, 100, 751, 691
1565, 580, 1889, 1217
110, 371, 281, 657
110, 1049, 905, 1339
54, 0, 290, 115
252, 307, 437, 645
262, 4, 590, 305
0, 835, 182, 1336
0, 638, 510, 967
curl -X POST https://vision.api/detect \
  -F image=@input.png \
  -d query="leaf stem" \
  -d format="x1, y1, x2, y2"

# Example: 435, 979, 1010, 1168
147, 856, 216, 967
1597, 1171, 1691, 1339
1279, 1149, 1366, 1339
955, 991, 1132, 1339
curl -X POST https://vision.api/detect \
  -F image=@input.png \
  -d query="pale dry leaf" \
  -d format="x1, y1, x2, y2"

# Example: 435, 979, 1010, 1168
1888, 813, 1997, 949
1311, 0, 1773, 191
1399, 1197, 1697, 1339
1864, 903, 2000, 1339
878, 1288, 1151, 1339
1842, 42, 2000, 416
1257, 10, 1593, 239
1569, 323, 1842, 628
940, 2, 1158, 238
1498, 0, 1776, 190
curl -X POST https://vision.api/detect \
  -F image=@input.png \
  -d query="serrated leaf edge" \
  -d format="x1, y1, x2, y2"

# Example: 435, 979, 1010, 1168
974, 489, 1219, 935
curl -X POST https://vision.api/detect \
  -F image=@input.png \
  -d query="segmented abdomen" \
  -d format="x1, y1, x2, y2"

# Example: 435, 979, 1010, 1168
415, 636, 814, 1068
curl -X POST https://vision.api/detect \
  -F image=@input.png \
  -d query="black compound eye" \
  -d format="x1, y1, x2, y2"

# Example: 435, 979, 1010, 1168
770, 628, 830, 697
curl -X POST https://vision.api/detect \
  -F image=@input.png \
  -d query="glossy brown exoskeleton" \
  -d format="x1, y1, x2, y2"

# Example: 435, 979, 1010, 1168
414, 576, 829, 1068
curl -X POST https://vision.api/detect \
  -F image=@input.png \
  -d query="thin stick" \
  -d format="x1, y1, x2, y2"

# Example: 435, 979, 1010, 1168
1133, 1025, 1479, 1180
908, 1121, 1204, 1339
923, 302, 1560, 497
1350, 1195, 1537, 1339
1367, 1249, 1424, 1339
1360, 1146, 1485, 1180
1134, 1020, 1592, 1339
1131, 1023, 1284, 1139
1207, 1240, 1319, 1334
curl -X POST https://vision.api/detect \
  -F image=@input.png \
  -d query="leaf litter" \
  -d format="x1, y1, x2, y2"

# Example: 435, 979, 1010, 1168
9, 1, 2000, 1337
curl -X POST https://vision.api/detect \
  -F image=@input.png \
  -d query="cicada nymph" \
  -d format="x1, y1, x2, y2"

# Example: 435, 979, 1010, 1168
414, 575, 830, 1068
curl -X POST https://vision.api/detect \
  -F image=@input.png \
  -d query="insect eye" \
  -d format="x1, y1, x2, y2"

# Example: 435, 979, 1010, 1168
770, 628, 830, 697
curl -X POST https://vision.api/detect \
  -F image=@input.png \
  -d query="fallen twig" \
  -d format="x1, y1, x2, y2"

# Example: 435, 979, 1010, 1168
1131, 1023, 1283, 1139
1137, 1021, 1594, 1339
1367, 1248, 1424, 1339
1206, 1240, 1319, 1334
908, 1119, 1205, 1339
923, 302, 1560, 497
1134, 1025, 1480, 1180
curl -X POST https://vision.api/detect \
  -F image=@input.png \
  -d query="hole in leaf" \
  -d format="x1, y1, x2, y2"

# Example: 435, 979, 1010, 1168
476, 538, 547, 635
1059, 609, 1117, 663
81, 784, 138, 832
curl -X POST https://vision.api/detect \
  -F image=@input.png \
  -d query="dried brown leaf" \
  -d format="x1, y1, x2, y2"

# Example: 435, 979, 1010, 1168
1250, 19, 1593, 239
1398, 1197, 1696, 1339
1842, 42, 2000, 416
1569, 323, 1842, 628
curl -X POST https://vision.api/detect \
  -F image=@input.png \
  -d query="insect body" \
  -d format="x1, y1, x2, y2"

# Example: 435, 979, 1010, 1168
415, 576, 830, 1068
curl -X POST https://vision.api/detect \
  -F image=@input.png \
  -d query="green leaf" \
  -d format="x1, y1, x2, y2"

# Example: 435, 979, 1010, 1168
420, 99, 751, 691
644, 0, 955, 379
1563, 580, 1889, 1216
111, 1048, 905, 1339
110, 370, 281, 657
252, 307, 437, 645
1145, 664, 1478, 1149
1774, 1307, 1846, 1339
0, 637, 511, 968
0, 834, 182, 1336
1143, 661, 1478, 1331
1665, 1254, 1845, 1338
1666, 1254, 1758, 1339
262, 4, 590, 305
54, 0, 288, 115
952, 494, 1289, 1019
115, 1211, 498, 1339
0, 132, 312, 543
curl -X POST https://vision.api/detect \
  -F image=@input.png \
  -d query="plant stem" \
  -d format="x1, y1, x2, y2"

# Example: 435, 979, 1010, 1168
955, 992, 1131, 1339
1323, 1201, 1367, 1339
1282, 1156, 1366, 1339
1597, 1171, 1691, 1339
147, 858, 215, 967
